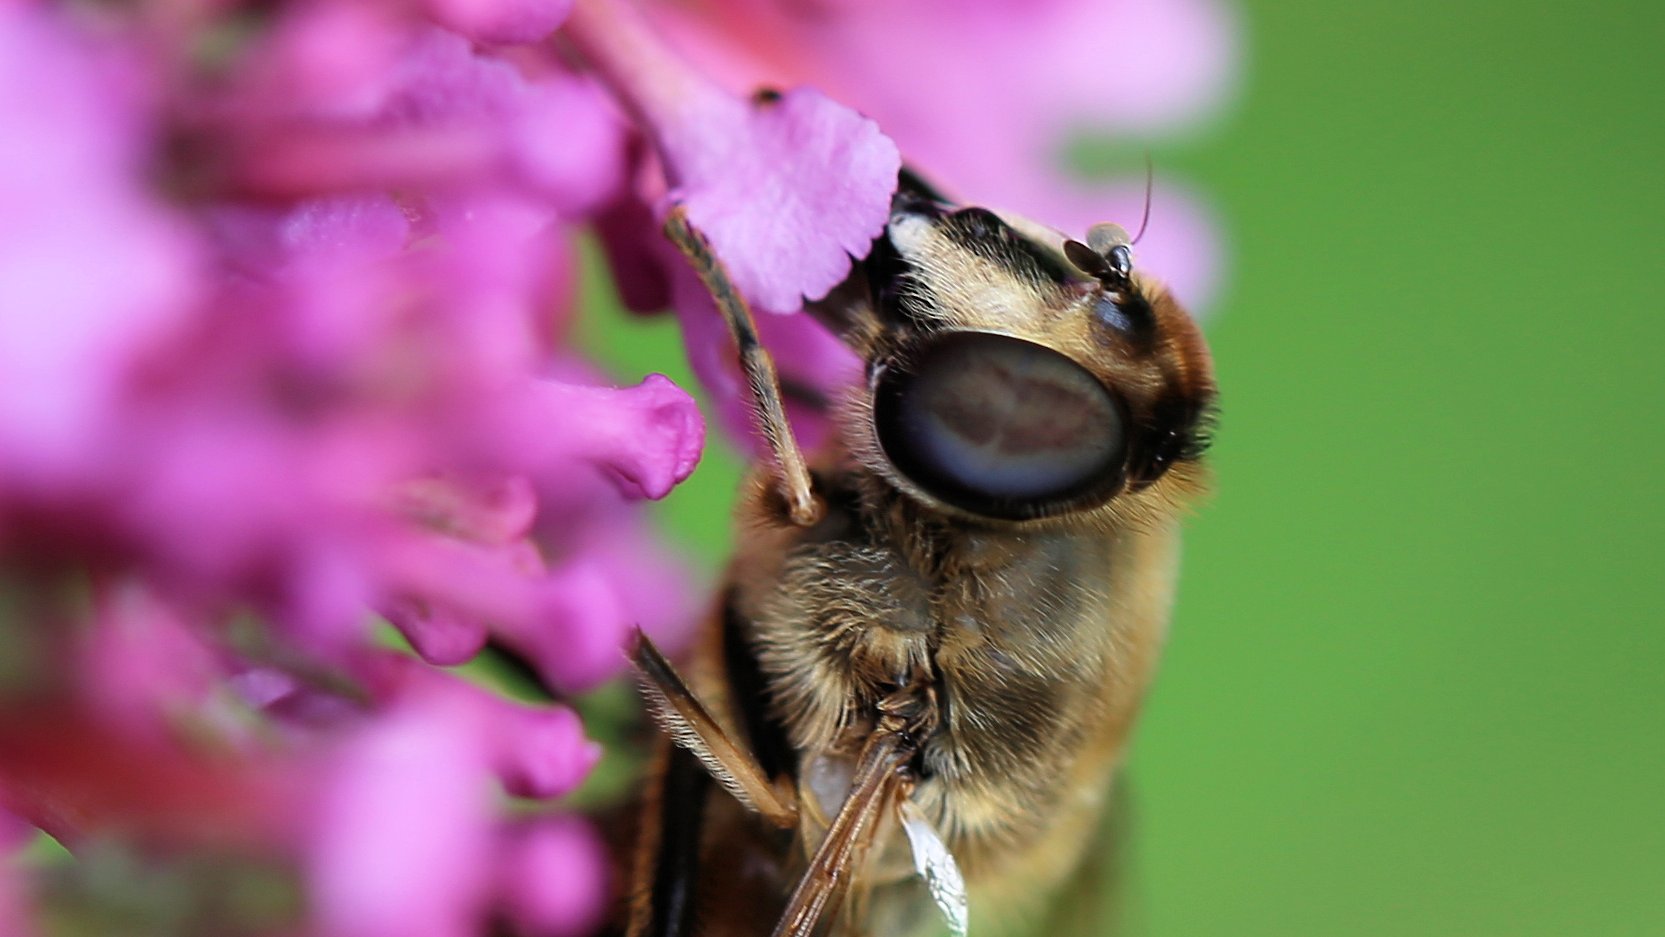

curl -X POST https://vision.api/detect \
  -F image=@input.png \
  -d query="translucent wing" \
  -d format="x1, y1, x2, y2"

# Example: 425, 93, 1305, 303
899, 799, 969, 937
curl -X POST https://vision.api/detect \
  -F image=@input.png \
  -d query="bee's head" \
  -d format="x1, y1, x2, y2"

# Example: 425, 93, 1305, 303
814, 183, 1217, 527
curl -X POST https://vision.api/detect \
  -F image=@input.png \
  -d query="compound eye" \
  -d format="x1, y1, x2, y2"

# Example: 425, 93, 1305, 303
874, 333, 1127, 519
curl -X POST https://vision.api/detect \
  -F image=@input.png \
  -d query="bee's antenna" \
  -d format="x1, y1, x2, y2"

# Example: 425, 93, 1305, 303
1131, 152, 1154, 246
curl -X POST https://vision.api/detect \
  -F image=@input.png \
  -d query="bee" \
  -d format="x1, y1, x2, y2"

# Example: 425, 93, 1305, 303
623, 171, 1217, 937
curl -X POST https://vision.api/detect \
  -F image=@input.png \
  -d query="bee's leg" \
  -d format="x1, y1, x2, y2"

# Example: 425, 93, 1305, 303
663, 206, 822, 527
632, 630, 800, 829
771, 727, 913, 937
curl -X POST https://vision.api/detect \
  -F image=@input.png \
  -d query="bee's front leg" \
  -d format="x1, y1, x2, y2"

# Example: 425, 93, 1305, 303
662, 206, 822, 527
631, 629, 799, 829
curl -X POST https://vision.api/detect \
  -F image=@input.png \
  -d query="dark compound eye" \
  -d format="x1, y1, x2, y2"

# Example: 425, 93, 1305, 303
874, 333, 1128, 519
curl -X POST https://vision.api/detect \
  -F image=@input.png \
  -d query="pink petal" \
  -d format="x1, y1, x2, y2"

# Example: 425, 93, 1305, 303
654, 0, 1239, 168
564, 0, 900, 312
492, 557, 631, 693
530, 557, 633, 692
424, 0, 575, 46
497, 817, 611, 937
645, 0, 1238, 316
665, 86, 898, 313
507, 73, 629, 218
568, 508, 703, 656
485, 704, 601, 800
0, 8, 197, 482
276, 536, 384, 661
307, 702, 494, 937
497, 374, 705, 502
79, 586, 221, 736
278, 193, 412, 265
392, 474, 540, 546
234, 27, 616, 207
383, 598, 491, 666
360, 657, 601, 798
385, 28, 624, 214
245, 4, 406, 121
375, 533, 543, 632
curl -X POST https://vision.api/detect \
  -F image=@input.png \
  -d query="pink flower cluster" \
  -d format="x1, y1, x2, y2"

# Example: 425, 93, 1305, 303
0, 0, 1236, 933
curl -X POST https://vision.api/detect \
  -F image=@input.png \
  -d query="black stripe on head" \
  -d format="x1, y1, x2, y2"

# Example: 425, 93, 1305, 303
861, 209, 938, 332
940, 207, 1076, 288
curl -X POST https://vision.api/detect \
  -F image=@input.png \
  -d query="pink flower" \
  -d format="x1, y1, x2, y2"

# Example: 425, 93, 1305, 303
359, 656, 602, 799
562, 0, 901, 313
0, 7, 197, 486
424, 0, 576, 45
77, 585, 223, 740
285, 658, 608, 937
497, 817, 612, 937
305, 697, 495, 937
0, 859, 31, 937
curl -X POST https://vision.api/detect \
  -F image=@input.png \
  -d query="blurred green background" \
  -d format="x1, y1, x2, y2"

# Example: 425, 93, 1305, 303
585, 2, 1665, 935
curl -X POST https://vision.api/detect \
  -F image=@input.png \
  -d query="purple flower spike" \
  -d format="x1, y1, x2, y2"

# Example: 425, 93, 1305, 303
563, 0, 900, 312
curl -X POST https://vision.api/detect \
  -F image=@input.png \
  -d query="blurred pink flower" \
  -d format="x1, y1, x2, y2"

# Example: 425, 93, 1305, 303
425, 0, 576, 45
0, 861, 30, 937
305, 693, 496, 937
0, 7, 197, 486
497, 817, 612, 937
0, 2, 703, 933
0, 811, 28, 852
358, 655, 602, 798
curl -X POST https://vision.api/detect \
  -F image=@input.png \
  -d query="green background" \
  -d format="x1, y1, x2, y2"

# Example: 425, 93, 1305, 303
586, 2, 1665, 935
